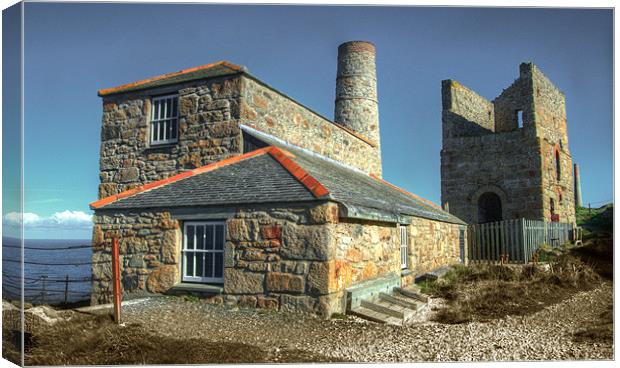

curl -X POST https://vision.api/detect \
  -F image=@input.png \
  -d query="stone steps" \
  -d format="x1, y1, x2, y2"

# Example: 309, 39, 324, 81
379, 292, 418, 310
349, 306, 404, 326
347, 283, 428, 325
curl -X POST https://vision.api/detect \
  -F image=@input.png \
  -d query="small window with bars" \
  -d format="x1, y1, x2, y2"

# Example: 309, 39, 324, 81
400, 225, 409, 269
150, 95, 179, 145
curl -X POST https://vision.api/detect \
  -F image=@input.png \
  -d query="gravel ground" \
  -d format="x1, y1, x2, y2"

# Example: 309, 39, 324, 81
122, 282, 613, 362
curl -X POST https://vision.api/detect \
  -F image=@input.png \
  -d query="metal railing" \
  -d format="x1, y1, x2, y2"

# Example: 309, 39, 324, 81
468, 218, 577, 264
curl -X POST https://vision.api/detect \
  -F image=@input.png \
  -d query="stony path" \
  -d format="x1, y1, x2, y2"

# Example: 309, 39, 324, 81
123, 282, 613, 362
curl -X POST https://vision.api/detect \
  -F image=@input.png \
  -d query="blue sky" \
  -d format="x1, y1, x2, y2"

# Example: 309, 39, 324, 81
2, 3, 613, 239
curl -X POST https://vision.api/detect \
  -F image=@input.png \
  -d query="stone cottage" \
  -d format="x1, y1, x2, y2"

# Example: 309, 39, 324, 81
90, 41, 466, 318
441, 63, 576, 224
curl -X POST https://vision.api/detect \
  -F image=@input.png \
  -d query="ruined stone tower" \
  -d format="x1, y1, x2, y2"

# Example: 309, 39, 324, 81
441, 62, 576, 224
334, 41, 381, 161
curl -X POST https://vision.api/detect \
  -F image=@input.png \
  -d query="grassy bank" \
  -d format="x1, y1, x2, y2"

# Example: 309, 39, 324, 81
422, 252, 601, 324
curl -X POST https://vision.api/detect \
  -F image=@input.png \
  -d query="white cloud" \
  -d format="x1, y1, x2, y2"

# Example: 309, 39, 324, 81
3, 210, 93, 230
3, 212, 41, 224
49, 210, 93, 225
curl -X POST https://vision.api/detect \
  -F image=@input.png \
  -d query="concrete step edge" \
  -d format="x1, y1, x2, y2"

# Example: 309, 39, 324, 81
378, 292, 418, 310
361, 299, 404, 319
349, 306, 391, 324
394, 287, 429, 303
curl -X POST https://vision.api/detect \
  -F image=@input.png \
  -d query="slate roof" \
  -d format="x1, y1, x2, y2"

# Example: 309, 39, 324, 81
97, 153, 316, 209
241, 127, 465, 224
91, 132, 465, 225
98, 61, 245, 96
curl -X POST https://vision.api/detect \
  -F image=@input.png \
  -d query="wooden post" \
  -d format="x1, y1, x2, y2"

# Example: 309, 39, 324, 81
111, 237, 121, 324
41, 276, 48, 305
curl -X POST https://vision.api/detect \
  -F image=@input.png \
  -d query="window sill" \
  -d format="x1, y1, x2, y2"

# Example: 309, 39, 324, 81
144, 143, 178, 151
168, 283, 223, 295
401, 269, 413, 277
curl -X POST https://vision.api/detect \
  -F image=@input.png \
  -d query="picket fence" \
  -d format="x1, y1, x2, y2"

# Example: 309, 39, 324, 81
467, 219, 576, 264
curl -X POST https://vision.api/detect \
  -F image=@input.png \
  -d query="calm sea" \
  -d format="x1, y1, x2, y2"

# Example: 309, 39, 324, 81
2, 237, 92, 304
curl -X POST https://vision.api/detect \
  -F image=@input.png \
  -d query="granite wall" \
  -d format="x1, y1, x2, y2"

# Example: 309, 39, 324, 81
91, 202, 342, 317
240, 76, 382, 177
441, 63, 576, 224
98, 76, 244, 199
407, 218, 465, 277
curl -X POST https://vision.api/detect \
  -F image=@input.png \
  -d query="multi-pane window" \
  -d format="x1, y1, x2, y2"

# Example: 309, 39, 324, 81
183, 222, 225, 283
400, 225, 409, 269
150, 95, 178, 145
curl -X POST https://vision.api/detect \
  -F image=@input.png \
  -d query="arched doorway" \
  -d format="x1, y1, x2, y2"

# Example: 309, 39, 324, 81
478, 192, 502, 223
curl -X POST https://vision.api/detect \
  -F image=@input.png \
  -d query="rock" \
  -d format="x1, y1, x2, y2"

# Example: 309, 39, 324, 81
122, 274, 139, 291
223, 268, 265, 294
227, 219, 259, 242
279, 294, 320, 315
128, 254, 144, 268
24, 306, 62, 325
260, 225, 282, 240
118, 167, 139, 183
309, 203, 340, 224
146, 265, 178, 293
266, 272, 304, 293
102, 125, 120, 140
161, 230, 178, 264
307, 262, 330, 294
281, 224, 332, 261
256, 296, 279, 310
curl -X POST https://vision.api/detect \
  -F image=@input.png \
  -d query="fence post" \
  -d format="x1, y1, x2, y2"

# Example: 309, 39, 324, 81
111, 237, 122, 324
41, 276, 47, 304
521, 219, 527, 264
64, 275, 69, 305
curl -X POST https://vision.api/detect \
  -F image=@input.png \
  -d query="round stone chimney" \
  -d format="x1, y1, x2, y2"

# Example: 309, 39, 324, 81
334, 41, 380, 146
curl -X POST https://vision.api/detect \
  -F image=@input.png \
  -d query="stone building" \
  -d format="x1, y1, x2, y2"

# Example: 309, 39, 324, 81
90, 41, 466, 318
441, 63, 576, 224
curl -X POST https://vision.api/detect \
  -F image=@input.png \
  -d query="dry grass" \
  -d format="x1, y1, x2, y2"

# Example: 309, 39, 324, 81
19, 313, 343, 365
426, 253, 602, 324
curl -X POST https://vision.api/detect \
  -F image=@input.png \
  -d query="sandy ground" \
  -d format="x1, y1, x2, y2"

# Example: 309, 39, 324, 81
119, 281, 613, 362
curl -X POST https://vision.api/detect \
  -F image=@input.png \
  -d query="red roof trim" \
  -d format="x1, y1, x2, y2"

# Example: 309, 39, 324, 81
267, 147, 330, 198
369, 174, 442, 210
98, 61, 244, 96
90, 147, 271, 209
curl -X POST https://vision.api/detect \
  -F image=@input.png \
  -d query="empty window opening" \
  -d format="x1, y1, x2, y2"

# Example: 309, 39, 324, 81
400, 225, 409, 269
477, 192, 502, 223
555, 149, 561, 181
550, 198, 556, 215
516, 110, 524, 128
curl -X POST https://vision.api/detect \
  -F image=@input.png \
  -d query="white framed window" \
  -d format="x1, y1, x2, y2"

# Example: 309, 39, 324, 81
183, 221, 225, 283
400, 225, 409, 269
150, 94, 179, 145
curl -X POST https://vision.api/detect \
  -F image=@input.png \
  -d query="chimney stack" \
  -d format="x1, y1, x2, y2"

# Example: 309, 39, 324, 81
574, 163, 583, 208
334, 41, 381, 147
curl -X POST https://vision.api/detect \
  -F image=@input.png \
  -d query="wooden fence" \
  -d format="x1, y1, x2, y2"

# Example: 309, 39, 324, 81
467, 219, 576, 264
